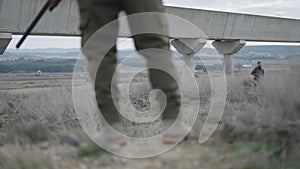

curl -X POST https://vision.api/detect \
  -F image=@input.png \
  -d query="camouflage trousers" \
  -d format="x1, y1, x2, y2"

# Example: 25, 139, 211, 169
77, 0, 180, 124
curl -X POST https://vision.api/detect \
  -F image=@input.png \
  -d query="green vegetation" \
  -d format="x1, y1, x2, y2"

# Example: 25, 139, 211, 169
77, 142, 107, 158
217, 127, 300, 169
0, 124, 53, 145
0, 58, 76, 73
227, 139, 281, 156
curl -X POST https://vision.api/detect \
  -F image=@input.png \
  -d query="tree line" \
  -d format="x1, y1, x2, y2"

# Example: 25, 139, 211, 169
0, 58, 76, 73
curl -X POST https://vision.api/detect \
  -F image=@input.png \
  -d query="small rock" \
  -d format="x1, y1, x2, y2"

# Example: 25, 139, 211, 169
93, 160, 100, 166
38, 141, 50, 149
99, 155, 113, 166
79, 163, 87, 169
60, 134, 80, 147
193, 160, 200, 166
120, 157, 127, 163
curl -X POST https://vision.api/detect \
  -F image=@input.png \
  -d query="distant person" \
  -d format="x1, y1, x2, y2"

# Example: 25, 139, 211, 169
50, 0, 181, 144
251, 61, 265, 81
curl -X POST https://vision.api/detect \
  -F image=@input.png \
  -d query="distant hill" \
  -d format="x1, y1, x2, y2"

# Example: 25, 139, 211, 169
1, 48, 81, 60
1, 45, 300, 61
1, 45, 300, 73
0, 58, 77, 73
6, 48, 80, 54
240, 45, 300, 53
237, 45, 300, 59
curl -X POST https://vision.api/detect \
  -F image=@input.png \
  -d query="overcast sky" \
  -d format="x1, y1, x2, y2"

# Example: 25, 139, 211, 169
164, 0, 300, 19
8, 0, 300, 49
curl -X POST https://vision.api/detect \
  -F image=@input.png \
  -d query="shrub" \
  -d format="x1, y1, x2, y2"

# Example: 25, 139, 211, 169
77, 142, 107, 158
1, 124, 53, 145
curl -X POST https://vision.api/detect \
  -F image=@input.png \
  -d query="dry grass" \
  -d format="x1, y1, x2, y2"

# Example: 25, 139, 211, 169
1, 69, 299, 142
0, 148, 54, 169
0, 85, 80, 135
0, 124, 53, 145
0, 69, 299, 169
222, 70, 300, 144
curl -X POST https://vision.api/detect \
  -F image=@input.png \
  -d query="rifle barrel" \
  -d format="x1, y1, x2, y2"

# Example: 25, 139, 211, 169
16, 0, 50, 48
